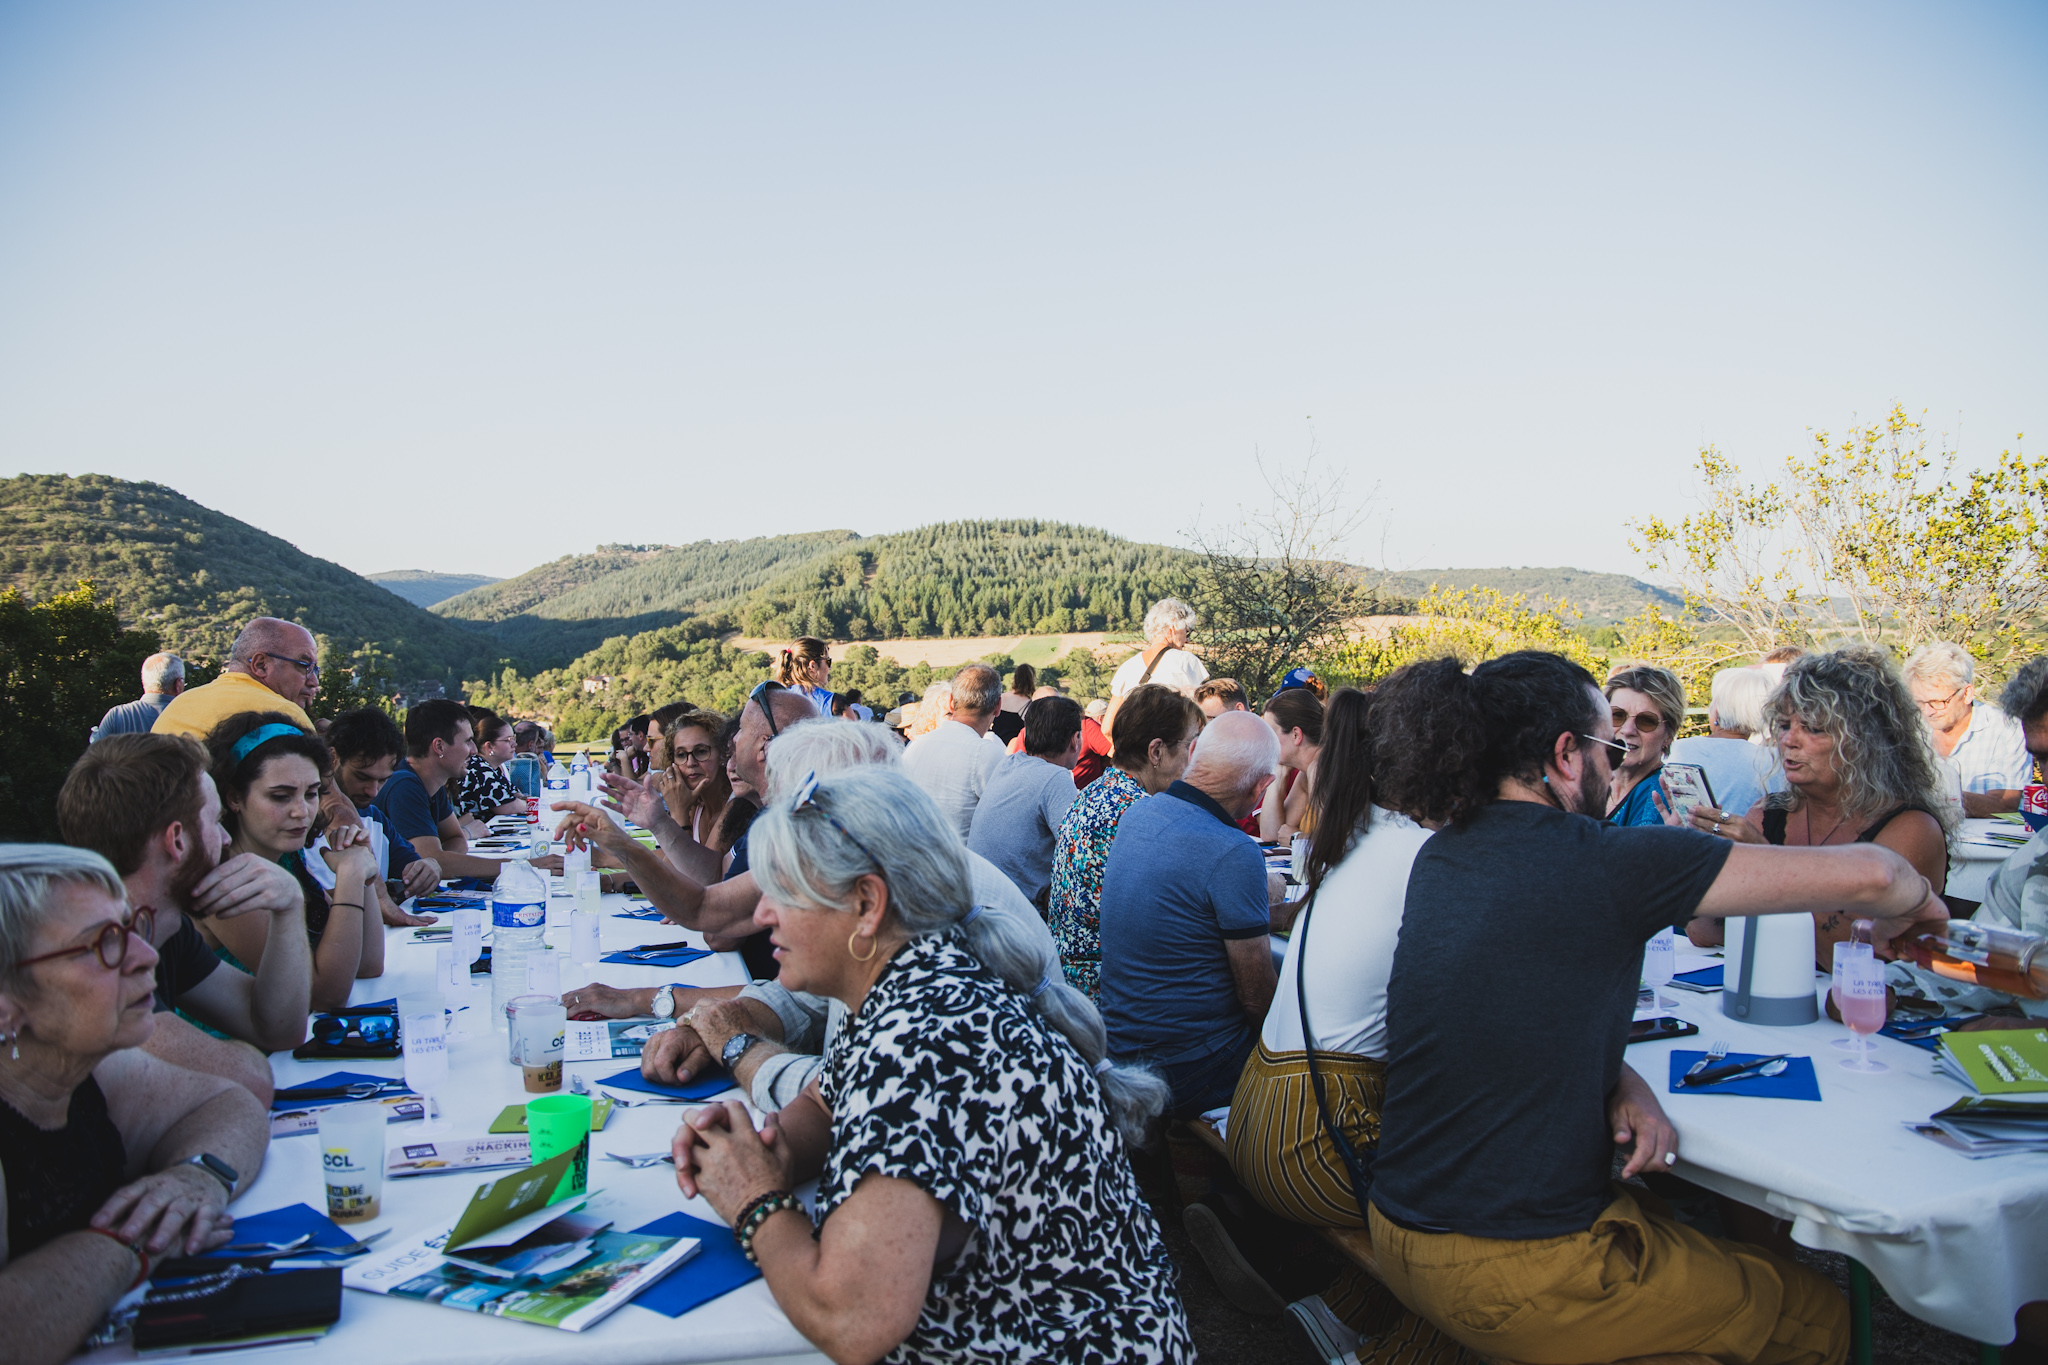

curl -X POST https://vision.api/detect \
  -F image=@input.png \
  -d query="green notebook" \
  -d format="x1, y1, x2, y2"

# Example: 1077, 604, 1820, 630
1936, 1028, 2048, 1095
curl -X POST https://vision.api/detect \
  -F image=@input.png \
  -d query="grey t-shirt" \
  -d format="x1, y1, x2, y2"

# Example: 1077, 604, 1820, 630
967, 753, 1080, 904
1370, 800, 1729, 1240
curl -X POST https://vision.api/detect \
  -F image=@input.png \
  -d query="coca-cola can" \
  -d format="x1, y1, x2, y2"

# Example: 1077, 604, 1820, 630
2021, 784, 2048, 832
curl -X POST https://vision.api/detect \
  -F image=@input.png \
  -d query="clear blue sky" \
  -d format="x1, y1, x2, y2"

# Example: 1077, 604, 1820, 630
2, 3, 2042, 582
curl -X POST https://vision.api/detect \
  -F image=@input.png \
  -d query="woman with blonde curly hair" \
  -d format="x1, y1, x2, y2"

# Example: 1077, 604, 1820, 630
1676, 644, 1953, 963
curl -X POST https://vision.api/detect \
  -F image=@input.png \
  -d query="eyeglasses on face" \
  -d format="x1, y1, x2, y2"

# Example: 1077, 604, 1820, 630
18, 906, 155, 971
675, 744, 720, 765
1915, 690, 1963, 711
1579, 733, 1630, 759
750, 680, 788, 738
1611, 708, 1664, 734
265, 653, 321, 680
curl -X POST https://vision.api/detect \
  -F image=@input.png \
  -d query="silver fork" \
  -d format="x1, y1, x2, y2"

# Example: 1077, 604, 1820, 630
1685, 1041, 1730, 1080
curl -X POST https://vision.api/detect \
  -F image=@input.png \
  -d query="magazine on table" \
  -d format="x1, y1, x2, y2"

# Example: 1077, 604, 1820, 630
1935, 1028, 2048, 1095
345, 1152, 697, 1330
563, 1017, 671, 1061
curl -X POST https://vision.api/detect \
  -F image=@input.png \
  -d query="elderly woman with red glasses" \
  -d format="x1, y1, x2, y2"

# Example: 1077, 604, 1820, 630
1603, 665, 1688, 827
0, 845, 269, 1365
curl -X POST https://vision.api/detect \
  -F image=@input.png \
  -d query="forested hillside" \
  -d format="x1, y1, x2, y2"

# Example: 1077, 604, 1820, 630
1375, 566, 1679, 624
434, 533, 858, 659
369, 570, 500, 608
0, 475, 502, 681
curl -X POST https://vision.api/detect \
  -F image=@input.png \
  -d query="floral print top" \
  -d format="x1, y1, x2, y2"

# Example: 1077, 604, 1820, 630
1046, 766, 1148, 1002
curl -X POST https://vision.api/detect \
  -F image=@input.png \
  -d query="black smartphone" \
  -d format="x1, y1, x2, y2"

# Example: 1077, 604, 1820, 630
1627, 1015, 1700, 1044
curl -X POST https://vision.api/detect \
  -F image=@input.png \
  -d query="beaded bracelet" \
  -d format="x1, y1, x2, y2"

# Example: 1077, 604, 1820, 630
732, 1191, 801, 1267
81, 1226, 151, 1290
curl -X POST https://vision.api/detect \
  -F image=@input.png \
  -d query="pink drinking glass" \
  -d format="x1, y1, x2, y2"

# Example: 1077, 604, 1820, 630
1837, 957, 1889, 1073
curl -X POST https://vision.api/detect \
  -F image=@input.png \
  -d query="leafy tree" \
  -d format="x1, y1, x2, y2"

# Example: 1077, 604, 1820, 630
307, 640, 400, 720
1631, 405, 2048, 680
0, 582, 161, 840
1319, 587, 1601, 687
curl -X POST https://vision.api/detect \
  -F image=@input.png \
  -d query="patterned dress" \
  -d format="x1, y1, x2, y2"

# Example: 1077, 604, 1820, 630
1046, 766, 1147, 1001
817, 934, 1193, 1365
450, 755, 519, 818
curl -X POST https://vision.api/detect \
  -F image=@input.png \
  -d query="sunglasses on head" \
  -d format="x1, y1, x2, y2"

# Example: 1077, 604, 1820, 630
1611, 708, 1664, 734
311, 1012, 398, 1046
749, 680, 788, 738
789, 771, 884, 873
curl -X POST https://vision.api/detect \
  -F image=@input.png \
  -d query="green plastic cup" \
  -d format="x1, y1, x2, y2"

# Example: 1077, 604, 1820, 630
525, 1093, 592, 1200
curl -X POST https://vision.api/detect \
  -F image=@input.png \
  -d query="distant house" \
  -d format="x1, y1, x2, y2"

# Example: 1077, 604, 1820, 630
581, 676, 613, 693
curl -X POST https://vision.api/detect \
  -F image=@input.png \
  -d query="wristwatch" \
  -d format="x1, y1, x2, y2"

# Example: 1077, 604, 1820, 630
721, 1032, 760, 1072
651, 985, 677, 1020
179, 1152, 239, 1197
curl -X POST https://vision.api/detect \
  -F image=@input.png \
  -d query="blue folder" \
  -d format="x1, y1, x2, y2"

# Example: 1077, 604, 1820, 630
600, 946, 713, 970
629, 1211, 763, 1316
202, 1202, 365, 1258
1667, 1051, 1821, 1101
596, 1066, 737, 1101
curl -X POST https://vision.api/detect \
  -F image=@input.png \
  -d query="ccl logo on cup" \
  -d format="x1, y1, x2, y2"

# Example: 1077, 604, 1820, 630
323, 1150, 363, 1171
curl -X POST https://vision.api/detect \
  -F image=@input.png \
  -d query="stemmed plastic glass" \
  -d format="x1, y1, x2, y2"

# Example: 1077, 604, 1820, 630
1830, 919, 1877, 1049
399, 992, 451, 1130
1643, 928, 1678, 1011
1837, 957, 1890, 1073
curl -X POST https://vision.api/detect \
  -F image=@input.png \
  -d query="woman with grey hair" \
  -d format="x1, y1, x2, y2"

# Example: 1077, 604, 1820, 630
1667, 666, 1782, 821
0, 846, 269, 1364
1677, 645, 1954, 965
1106, 597, 1208, 723
671, 768, 1193, 1365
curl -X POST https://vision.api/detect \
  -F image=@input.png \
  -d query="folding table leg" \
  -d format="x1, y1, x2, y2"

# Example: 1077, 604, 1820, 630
1848, 1259, 1873, 1365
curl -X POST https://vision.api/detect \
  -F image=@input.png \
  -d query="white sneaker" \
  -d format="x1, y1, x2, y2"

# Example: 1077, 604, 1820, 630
1283, 1294, 1363, 1364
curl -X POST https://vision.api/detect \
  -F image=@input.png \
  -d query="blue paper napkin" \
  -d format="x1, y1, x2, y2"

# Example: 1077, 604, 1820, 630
615, 904, 668, 921
1673, 964, 1724, 989
597, 1066, 736, 1101
601, 946, 713, 969
628, 1211, 762, 1316
204, 1202, 365, 1258
1667, 1051, 1821, 1101
270, 1071, 409, 1112
1879, 1016, 1980, 1052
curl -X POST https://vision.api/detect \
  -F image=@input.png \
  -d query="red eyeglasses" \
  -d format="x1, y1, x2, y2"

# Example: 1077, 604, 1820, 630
17, 907, 155, 971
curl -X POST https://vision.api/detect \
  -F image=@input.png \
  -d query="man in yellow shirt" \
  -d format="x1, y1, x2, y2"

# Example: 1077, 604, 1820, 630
153, 617, 319, 739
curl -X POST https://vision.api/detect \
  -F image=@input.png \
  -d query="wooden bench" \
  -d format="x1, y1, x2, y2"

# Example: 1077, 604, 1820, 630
1188, 1114, 1714, 1365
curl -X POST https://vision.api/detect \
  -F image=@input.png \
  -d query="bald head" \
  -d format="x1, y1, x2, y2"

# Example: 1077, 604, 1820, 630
228, 617, 320, 708
1186, 709, 1281, 800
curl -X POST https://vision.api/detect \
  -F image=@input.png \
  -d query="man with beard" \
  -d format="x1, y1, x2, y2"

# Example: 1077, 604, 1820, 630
1357, 651, 1954, 1365
58, 734, 315, 1102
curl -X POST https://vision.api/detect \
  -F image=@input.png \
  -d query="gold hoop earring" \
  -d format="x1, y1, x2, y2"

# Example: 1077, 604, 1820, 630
847, 929, 877, 963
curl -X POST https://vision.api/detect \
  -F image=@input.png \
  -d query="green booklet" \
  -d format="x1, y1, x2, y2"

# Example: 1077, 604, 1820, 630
344, 1158, 699, 1332
1936, 1028, 2048, 1095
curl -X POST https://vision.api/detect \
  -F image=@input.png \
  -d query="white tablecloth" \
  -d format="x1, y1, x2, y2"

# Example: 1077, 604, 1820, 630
82, 871, 829, 1365
1947, 817, 2027, 903
1636, 946, 2048, 1344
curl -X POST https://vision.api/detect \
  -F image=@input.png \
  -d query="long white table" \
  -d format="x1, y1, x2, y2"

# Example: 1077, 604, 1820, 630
83, 860, 829, 1365
1947, 816, 2031, 903
1633, 943, 2048, 1347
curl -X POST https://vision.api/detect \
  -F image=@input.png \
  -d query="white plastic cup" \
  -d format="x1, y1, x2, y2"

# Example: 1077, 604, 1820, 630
451, 907, 483, 974
318, 1106, 386, 1223
571, 906, 601, 966
525, 947, 561, 998
516, 1000, 567, 1093
435, 945, 460, 997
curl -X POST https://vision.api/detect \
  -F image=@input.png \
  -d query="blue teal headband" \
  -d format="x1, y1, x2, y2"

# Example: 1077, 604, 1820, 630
231, 723, 306, 764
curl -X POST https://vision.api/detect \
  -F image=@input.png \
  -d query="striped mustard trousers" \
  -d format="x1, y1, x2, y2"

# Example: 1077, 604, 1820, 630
1227, 1041, 1479, 1365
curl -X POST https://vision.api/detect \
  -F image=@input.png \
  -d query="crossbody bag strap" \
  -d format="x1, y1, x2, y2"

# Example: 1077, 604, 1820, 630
1137, 645, 1175, 687
1293, 887, 1376, 1221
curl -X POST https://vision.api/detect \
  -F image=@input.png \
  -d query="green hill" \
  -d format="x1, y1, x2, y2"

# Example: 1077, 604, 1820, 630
0, 475, 503, 683
368, 570, 501, 608
433, 534, 860, 660
1375, 566, 1680, 625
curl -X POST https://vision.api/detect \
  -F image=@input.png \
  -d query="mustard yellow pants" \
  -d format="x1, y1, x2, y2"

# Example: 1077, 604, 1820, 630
1368, 1188, 1849, 1365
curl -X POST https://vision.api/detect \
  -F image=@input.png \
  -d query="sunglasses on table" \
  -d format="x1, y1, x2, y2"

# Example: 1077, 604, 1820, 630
1611, 708, 1665, 733
311, 1012, 399, 1046
18, 906, 155, 971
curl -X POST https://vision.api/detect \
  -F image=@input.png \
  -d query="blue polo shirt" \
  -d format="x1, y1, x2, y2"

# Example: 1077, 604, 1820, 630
1097, 781, 1271, 1058
371, 760, 455, 860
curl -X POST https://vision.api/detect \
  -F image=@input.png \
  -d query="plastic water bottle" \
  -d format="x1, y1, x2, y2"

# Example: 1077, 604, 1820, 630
544, 757, 571, 819
490, 857, 549, 1029
569, 750, 592, 804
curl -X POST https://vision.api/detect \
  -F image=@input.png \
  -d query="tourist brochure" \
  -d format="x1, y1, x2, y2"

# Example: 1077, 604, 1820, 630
345, 1152, 699, 1330
388, 1133, 534, 1177
1903, 1094, 2048, 1157
563, 1017, 669, 1061
1934, 1027, 2048, 1095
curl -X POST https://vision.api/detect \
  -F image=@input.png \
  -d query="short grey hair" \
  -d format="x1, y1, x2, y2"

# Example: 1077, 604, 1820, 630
1902, 642, 1975, 691
142, 653, 184, 692
229, 616, 315, 667
949, 665, 1002, 717
2000, 657, 2048, 725
1707, 667, 1771, 736
1185, 709, 1280, 797
765, 716, 904, 799
748, 768, 1168, 1144
0, 844, 128, 980
1143, 597, 1199, 644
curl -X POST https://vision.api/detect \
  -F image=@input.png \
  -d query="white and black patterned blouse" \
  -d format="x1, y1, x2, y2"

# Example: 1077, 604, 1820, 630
450, 755, 519, 818
817, 933, 1193, 1365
